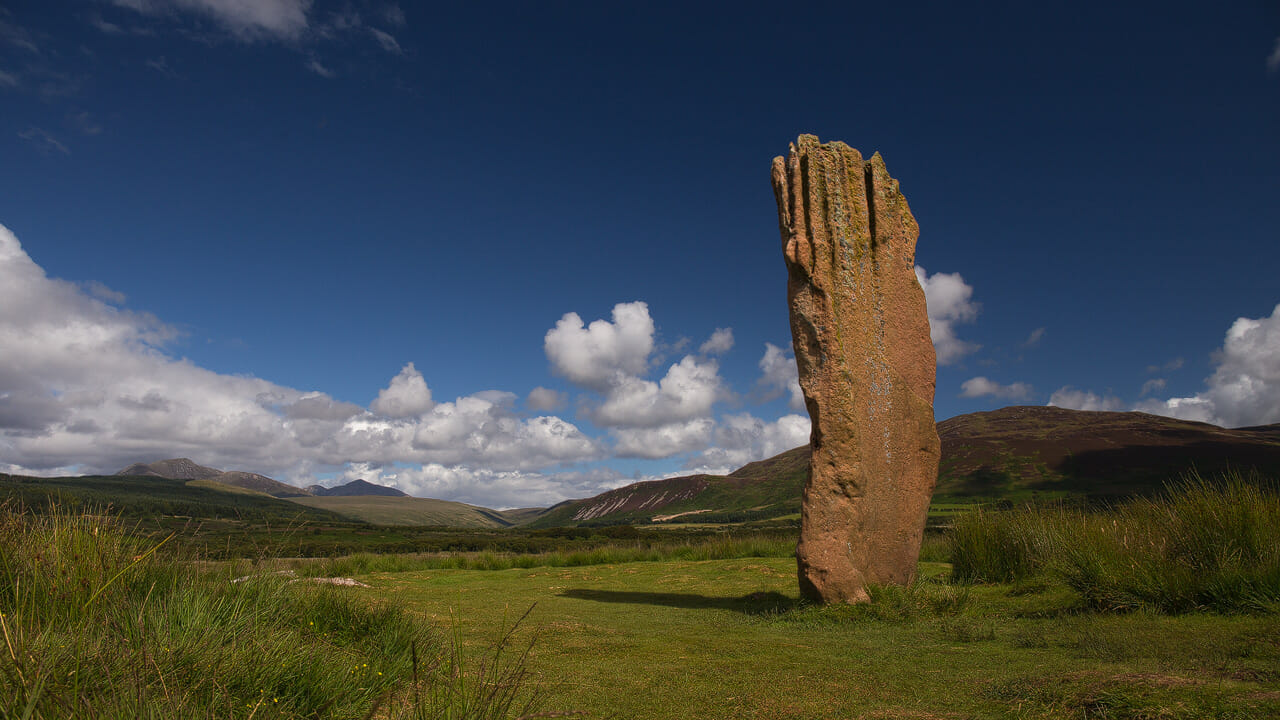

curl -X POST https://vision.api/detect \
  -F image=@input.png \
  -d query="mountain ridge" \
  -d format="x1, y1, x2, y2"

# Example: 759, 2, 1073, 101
115, 460, 404, 499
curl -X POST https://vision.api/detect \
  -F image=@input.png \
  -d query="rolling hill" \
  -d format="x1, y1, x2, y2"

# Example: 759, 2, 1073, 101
934, 406, 1280, 500
287, 495, 517, 528
530, 407, 1280, 527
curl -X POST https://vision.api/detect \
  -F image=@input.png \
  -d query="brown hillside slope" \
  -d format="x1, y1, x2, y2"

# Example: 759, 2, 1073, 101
935, 406, 1280, 499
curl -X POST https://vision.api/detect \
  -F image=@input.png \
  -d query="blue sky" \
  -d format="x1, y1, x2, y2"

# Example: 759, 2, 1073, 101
1, 1, 1277, 507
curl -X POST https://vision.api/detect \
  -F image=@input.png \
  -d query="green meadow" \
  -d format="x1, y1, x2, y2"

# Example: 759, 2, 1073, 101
3, 474, 1279, 718
365, 557, 1280, 719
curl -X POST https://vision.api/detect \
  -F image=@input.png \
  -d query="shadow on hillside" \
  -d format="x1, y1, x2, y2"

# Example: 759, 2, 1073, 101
1050, 442, 1280, 497
559, 588, 797, 615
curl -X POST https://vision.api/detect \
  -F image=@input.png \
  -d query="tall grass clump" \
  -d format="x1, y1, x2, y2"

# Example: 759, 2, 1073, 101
948, 504, 1049, 583
947, 472, 1280, 613
0, 502, 541, 719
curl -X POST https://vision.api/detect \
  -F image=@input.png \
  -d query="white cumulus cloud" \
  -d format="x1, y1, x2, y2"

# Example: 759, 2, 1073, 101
1140, 378, 1166, 397
915, 266, 980, 365
1136, 304, 1280, 428
545, 301, 654, 391
960, 376, 1033, 401
611, 419, 716, 459
757, 342, 805, 411
0, 223, 599, 505
1047, 387, 1125, 412
333, 463, 627, 510
692, 412, 810, 472
329, 393, 598, 472
542, 303, 737, 460
699, 328, 734, 355
525, 386, 566, 412
370, 362, 433, 418
591, 356, 723, 429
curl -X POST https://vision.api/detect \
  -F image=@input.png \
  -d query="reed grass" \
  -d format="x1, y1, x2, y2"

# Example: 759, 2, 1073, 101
0, 502, 541, 719
947, 471, 1280, 613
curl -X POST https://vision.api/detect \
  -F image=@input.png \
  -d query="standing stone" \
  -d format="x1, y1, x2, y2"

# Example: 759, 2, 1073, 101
771, 134, 941, 604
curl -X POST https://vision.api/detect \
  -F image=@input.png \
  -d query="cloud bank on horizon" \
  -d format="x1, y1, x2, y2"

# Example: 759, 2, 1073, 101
2, 222, 1276, 507
0, 224, 807, 506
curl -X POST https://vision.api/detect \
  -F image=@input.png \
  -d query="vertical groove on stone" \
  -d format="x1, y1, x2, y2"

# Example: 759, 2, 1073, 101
773, 134, 941, 604
863, 161, 877, 250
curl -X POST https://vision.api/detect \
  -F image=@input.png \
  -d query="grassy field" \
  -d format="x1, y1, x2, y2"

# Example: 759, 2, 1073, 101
363, 558, 1280, 719
5, 476, 1279, 718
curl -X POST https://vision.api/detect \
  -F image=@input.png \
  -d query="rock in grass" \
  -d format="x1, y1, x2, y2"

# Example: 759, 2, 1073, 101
772, 134, 941, 604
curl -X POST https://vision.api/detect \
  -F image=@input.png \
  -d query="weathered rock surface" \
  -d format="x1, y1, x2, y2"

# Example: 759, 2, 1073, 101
771, 134, 941, 603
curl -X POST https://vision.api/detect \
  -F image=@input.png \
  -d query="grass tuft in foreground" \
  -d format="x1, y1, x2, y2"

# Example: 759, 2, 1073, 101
948, 471, 1280, 613
0, 502, 539, 719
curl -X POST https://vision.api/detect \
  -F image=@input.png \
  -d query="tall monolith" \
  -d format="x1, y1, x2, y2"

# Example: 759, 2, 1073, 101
771, 134, 941, 604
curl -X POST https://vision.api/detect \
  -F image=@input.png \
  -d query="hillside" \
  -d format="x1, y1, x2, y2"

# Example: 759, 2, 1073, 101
530, 407, 1280, 527
934, 405, 1280, 500
287, 495, 514, 528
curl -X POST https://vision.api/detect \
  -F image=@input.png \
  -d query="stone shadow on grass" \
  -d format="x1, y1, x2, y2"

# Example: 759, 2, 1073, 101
559, 589, 798, 615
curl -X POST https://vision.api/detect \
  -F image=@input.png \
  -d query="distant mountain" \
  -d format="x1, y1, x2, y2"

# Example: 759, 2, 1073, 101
117, 458, 222, 481
529, 407, 1280, 527
116, 459, 311, 498
305, 479, 407, 497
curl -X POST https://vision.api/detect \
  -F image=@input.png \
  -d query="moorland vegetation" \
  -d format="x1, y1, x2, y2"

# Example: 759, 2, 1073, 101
2, 468, 1278, 718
